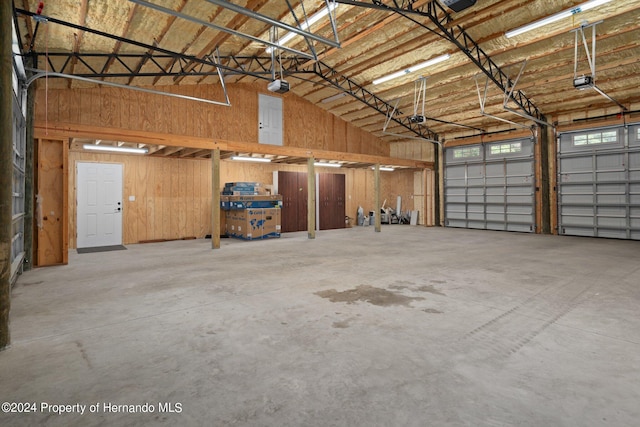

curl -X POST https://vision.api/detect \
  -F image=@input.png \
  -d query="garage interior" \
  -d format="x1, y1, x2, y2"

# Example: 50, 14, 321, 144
2, 0, 640, 425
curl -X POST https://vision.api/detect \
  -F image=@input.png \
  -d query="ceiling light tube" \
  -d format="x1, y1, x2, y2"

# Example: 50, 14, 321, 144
314, 162, 342, 168
83, 144, 148, 154
373, 54, 450, 85
372, 167, 395, 172
505, 0, 614, 38
231, 156, 271, 163
321, 92, 347, 103
266, 3, 337, 53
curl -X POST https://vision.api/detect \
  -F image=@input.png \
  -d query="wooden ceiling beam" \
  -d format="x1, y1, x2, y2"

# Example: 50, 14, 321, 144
34, 122, 433, 169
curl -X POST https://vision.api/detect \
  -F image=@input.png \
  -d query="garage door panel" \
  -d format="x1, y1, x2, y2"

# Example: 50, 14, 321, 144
446, 164, 466, 179
560, 156, 593, 172
445, 138, 534, 232
558, 124, 638, 240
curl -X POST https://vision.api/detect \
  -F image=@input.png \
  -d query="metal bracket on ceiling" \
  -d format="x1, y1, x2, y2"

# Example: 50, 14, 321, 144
412, 77, 427, 123
473, 68, 529, 130
382, 97, 439, 142
498, 59, 554, 128
572, 21, 627, 111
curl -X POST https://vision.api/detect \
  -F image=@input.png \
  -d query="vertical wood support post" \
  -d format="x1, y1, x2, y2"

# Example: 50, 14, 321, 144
540, 125, 551, 234
1, 0, 13, 349
307, 157, 316, 239
211, 148, 221, 249
374, 163, 381, 232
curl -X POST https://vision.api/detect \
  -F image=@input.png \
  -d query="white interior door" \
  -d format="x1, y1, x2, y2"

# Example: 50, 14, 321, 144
259, 93, 283, 146
77, 162, 123, 248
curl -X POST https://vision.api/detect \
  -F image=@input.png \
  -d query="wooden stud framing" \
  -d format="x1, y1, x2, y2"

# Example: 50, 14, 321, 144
374, 164, 381, 233
307, 157, 316, 239
212, 148, 220, 249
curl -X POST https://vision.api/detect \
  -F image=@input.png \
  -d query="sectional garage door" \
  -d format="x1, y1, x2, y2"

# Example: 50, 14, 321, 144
558, 124, 640, 240
444, 138, 536, 232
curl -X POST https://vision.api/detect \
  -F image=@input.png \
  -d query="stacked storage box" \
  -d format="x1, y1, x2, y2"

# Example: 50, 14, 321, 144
220, 183, 283, 240
221, 181, 270, 196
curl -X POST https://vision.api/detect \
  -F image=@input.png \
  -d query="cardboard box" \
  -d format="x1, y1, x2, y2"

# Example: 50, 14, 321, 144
230, 195, 282, 209
226, 208, 281, 240
220, 195, 283, 210
220, 195, 231, 210
224, 182, 261, 188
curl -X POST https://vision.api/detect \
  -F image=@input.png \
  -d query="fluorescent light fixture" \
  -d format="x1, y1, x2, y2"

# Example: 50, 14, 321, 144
314, 162, 342, 168
83, 144, 148, 154
372, 167, 395, 172
373, 54, 451, 85
321, 92, 347, 103
505, 0, 614, 38
231, 156, 271, 163
266, 3, 337, 53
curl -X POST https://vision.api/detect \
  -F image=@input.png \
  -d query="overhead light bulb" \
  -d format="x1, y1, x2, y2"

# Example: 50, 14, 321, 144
83, 144, 148, 154
505, 0, 614, 38
373, 54, 450, 85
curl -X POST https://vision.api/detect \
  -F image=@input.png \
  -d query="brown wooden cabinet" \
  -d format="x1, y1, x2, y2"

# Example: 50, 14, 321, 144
278, 171, 345, 232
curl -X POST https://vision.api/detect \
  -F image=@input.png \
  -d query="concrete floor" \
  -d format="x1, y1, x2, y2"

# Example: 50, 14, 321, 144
1, 226, 639, 426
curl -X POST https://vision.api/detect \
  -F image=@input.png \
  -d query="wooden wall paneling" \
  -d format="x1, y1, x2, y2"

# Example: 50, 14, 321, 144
330, 117, 342, 152
206, 90, 220, 140
67, 89, 80, 124
160, 87, 172, 135
168, 159, 178, 239
68, 156, 76, 250
182, 86, 194, 138
193, 86, 204, 138
162, 157, 172, 240
187, 158, 196, 238
78, 87, 92, 125
122, 155, 135, 244
177, 160, 186, 238
36, 139, 67, 266
192, 159, 201, 238
58, 87, 70, 123
135, 156, 148, 242
100, 86, 116, 128
91, 88, 102, 127
35, 84, 394, 157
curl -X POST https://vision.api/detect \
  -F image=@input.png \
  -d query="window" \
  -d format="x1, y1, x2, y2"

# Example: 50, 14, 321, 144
490, 142, 521, 155
637, 128, 640, 140
573, 130, 617, 146
453, 146, 480, 159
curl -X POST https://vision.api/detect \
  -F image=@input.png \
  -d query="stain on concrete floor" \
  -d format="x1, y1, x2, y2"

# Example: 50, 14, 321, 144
423, 308, 444, 314
315, 285, 424, 307
332, 319, 351, 328
390, 283, 446, 296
